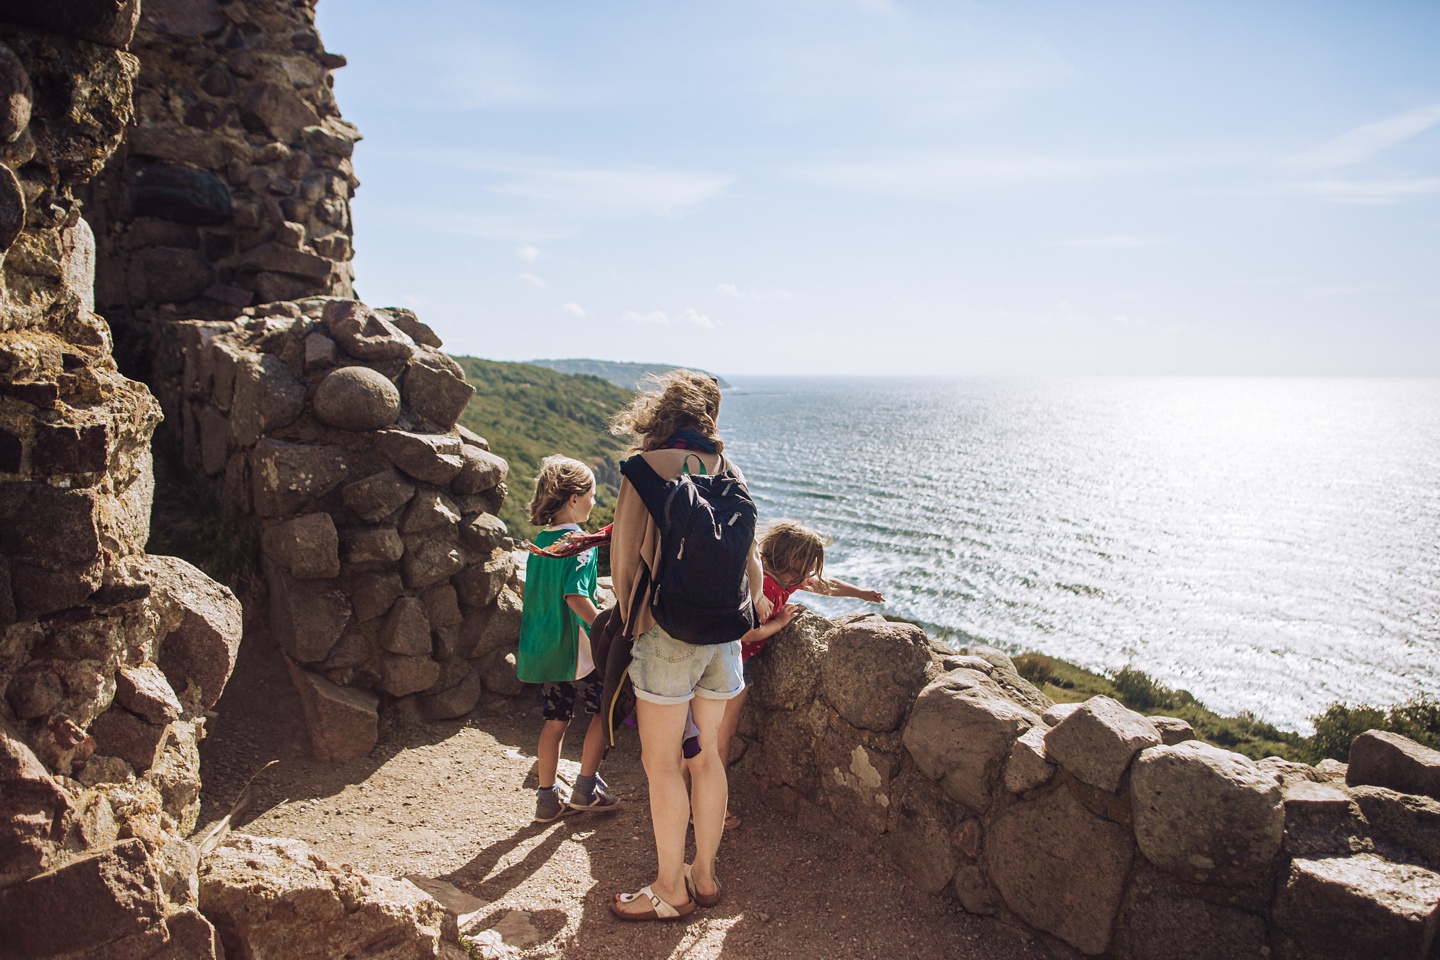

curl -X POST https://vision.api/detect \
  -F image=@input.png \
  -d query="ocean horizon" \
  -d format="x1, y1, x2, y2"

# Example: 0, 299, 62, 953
718, 374, 1440, 733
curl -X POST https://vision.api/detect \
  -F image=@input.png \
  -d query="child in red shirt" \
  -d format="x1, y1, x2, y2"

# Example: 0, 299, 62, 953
716, 520, 884, 827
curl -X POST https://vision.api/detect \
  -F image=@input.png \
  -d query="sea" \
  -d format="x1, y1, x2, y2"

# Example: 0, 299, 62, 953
718, 376, 1440, 733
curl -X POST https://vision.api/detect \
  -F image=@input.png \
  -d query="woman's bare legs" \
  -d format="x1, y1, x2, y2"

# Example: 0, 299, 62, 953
614, 698, 692, 913
716, 687, 747, 766
686, 694, 727, 899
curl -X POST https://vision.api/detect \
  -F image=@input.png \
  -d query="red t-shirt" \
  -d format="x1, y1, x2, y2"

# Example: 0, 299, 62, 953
741, 573, 797, 662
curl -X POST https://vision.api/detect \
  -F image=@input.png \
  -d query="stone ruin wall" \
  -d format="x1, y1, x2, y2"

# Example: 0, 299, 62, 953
0, 3, 244, 957
81, 0, 360, 376
151, 297, 523, 761
736, 611, 1440, 960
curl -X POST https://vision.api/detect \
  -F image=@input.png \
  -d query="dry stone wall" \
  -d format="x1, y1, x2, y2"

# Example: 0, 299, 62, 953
154, 296, 519, 761
81, 0, 359, 374
738, 611, 1440, 960
0, 6, 242, 958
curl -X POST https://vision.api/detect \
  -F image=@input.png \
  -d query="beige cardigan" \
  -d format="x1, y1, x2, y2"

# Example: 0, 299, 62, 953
610, 448, 765, 636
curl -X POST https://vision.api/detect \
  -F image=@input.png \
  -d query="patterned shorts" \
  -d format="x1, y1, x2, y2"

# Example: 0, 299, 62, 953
540, 670, 602, 722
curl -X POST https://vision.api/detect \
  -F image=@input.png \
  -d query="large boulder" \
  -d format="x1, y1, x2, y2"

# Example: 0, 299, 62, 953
342, 468, 416, 523
375, 430, 464, 486
748, 609, 832, 711
1351, 785, 1440, 871
986, 784, 1134, 955
1121, 864, 1269, 960
200, 834, 455, 959
1347, 730, 1440, 803
0, 838, 166, 958
902, 669, 1038, 812
1272, 854, 1440, 960
1131, 741, 1284, 886
261, 511, 341, 580
267, 565, 352, 664
322, 299, 416, 362
402, 354, 474, 430
251, 440, 350, 517
1045, 695, 1161, 793
0, 719, 72, 884
820, 615, 932, 732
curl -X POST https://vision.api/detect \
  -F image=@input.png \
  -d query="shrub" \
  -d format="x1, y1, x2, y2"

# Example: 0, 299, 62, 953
1309, 694, 1440, 761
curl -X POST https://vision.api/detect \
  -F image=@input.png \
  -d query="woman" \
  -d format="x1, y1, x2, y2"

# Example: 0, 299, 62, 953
607, 370, 769, 921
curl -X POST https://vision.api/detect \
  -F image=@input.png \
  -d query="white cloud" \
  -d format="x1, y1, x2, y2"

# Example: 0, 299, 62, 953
562, 301, 589, 317
625, 310, 670, 325
716, 283, 742, 298
518, 272, 546, 287
681, 308, 718, 330
517, 244, 544, 263
1284, 103, 1440, 172
1053, 235, 1162, 249
1285, 177, 1440, 204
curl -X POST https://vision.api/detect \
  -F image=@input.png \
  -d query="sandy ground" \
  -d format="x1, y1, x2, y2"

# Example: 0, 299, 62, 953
196, 630, 1076, 960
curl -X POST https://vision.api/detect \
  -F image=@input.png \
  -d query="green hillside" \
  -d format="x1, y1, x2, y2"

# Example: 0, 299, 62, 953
527, 358, 732, 391
454, 357, 633, 541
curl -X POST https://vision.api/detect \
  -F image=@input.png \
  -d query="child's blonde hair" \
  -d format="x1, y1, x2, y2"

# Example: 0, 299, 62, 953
609, 369, 724, 453
760, 520, 829, 587
528, 456, 594, 526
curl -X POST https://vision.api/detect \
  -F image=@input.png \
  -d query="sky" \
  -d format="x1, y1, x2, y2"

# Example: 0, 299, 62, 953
315, 1, 1440, 377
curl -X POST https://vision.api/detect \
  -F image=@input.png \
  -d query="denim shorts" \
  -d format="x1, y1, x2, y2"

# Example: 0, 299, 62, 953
628, 624, 744, 705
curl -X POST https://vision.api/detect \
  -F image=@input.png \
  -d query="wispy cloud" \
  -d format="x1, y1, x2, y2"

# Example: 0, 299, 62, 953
1284, 177, 1440, 205
621, 308, 718, 329
624, 310, 670, 325
1052, 235, 1162, 249
518, 272, 546, 287
517, 244, 544, 263
1284, 103, 1440, 172
563, 301, 589, 317
680, 308, 718, 330
802, 150, 1135, 199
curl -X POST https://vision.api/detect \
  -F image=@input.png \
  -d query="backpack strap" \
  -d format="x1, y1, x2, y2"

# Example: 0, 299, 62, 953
620, 454, 669, 526
680, 453, 708, 476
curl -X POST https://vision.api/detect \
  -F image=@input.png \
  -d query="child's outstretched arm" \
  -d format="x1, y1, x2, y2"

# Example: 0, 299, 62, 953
740, 602, 802, 645
565, 593, 600, 627
802, 577, 885, 603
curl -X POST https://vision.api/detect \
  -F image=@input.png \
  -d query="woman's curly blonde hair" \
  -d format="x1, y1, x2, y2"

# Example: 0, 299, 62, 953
528, 455, 594, 526
609, 369, 724, 453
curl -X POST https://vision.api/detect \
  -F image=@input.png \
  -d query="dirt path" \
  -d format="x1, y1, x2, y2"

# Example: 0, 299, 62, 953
197, 631, 1075, 959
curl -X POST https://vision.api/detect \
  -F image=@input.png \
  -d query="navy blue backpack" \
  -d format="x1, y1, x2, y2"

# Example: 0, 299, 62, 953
620, 453, 758, 644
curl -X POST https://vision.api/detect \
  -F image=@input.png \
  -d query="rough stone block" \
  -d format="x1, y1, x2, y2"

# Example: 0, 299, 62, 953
261, 511, 340, 579
880, 777, 955, 894
987, 784, 1134, 955
347, 570, 404, 622
454, 552, 511, 609
267, 564, 351, 664
1122, 865, 1269, 960
1044, 695, 1161, 793
1273, 855, 1440, 960
125, 160, 232, 226
1042, 701, 1082, 726
239, 82, 320, 143
322, 299, 416, 361
458, 512, 507, 553
1004, 722, 1054, 794
449, 445, 509, 497
749, 610, 831, 711
379, 596, 432, 657
401, 488, 460, 534
1352, 784, 1440, 871
817, 730, 898, 837
376, 429, 464, 485
965, 646, 1053, 714
420, 584, 462, 628
903, 669, 1038, 812
1347, 730, 1440, 803
379, 654, 441, 698
1148, 715, 1196, 745
90, 708, 169, 773
0, 719, 72, 883
821, 614, 932, 732
0, 838, 164, 958
115, 664, 182, 724
286, 661, 379, 762
341, 468, 415, 523
340, 525, 405, 566
251, 440, 349, 517
459, 587, 522, 661
31, 421, 109, 475
401, 534, 464, 590
200, 834, 450, 959
231, 353, 305, 447
146, 555, 243, 712
402, 353, 475, 429
1131, 741, 1284, 886
420, 667, 482, 721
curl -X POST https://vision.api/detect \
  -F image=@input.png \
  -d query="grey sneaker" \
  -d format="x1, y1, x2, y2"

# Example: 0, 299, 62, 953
534, 787, 565, 822
567, 775, 620, 811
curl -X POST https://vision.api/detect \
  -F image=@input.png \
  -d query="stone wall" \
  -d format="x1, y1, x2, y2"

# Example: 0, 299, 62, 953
152, 296, 520, 761
0, 5, 243, 957
737, 611, 1440, 960
81, 0, 359, 375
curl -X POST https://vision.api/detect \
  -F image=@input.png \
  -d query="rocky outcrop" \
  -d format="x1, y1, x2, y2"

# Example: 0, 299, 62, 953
738, 617, 1440, 958
152, 297, 514, 759
0, 6, 241, 958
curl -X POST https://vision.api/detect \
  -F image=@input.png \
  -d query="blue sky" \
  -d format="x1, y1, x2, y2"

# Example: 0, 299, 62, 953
316, 1, 1439, 377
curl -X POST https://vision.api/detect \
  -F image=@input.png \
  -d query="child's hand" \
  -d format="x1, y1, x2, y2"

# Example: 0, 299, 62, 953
856, 588, 885, 603
774, 603, 803, 625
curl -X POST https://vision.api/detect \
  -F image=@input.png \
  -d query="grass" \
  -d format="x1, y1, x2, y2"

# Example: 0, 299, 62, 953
454, 357, 633, 543
1011, 652, 1440, 763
